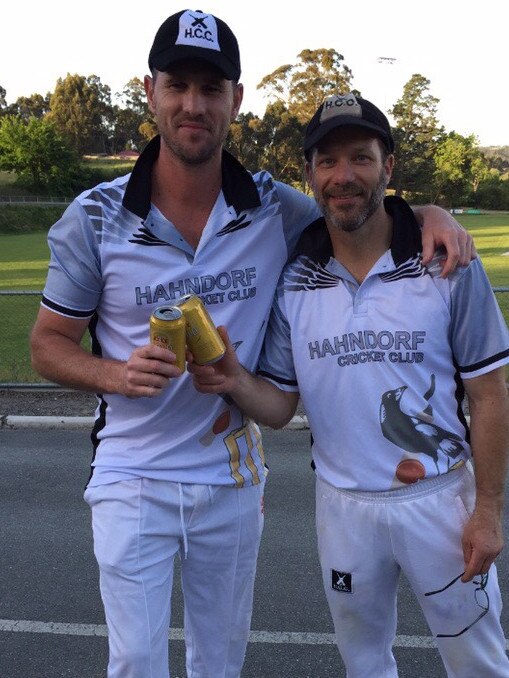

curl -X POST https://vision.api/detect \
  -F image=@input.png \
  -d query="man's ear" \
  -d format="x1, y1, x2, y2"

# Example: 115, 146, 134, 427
305, 160, 313, 186
385, 154, 395, 183
144, 74, 155, 114
231, 83, 244, 121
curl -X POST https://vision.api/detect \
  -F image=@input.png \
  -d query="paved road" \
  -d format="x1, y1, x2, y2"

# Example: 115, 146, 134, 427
1, 426, 508, 677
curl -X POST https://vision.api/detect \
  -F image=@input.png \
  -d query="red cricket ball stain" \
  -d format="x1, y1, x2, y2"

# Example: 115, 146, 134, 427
395, 459, 426, 484
212, 410, 231, 434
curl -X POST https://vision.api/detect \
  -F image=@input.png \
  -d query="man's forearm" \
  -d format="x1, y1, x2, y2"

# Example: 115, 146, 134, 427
459, 370, 509, 579
228, 368, 298, 429
31, 331, 125, 394
469, 394, 509, 511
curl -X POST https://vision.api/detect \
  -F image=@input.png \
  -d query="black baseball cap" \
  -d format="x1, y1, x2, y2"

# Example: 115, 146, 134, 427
148, 9, 241, 81
304, 93, 394, 159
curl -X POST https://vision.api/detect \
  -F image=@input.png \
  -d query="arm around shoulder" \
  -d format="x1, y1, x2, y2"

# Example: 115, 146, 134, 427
413, 204, 476, 276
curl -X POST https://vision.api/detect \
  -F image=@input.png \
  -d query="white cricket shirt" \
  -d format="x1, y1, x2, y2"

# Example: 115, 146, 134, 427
258, 197, 509, 491
42, 136, 319, 487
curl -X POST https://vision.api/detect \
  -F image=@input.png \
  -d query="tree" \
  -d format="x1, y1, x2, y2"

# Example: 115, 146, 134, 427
0, 115, 82, 193
257, 48, 354, 123
48, 74, 113, 155
472, 172, 509, 210
432, 132, 490, 205
0, 86, 6, 113
253, 48, 355, 184
118, 77, 149, 117
5, 93, 51, 120
390, 74, 442, 199
479, 146, 509, 174
254, 101, 305, 186
110, 77, 152, 152
226, 112, 263, 173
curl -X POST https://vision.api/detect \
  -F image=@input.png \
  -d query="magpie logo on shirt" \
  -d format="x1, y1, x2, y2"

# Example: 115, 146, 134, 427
331, 570, 353, 593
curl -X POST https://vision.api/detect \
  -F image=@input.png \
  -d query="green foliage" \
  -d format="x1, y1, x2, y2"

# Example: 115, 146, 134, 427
480, 146, 509, 174
5, 93, 51, 120
2, 60, 509, 205
0, 205, 66, 234
112, 77, 153, 151
390, 75, 442, 197
253, 102, 305, 186
48, 73, 112, 155
469, 173, 509, 210
245, 48, 356, 185
0, 115, 85, 194
0, 155, 137, 202
226, 112, 263, 173
432, 132, 489, 205
257, 48, 354, 123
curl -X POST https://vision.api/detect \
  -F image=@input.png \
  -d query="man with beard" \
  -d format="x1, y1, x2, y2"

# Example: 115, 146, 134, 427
30, 8, 476, 675
189, 93, 509, 676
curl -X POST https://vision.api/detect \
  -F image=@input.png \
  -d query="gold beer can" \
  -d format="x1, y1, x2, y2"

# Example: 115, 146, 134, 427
175, 294, 226, 365
149, 306, 186, 371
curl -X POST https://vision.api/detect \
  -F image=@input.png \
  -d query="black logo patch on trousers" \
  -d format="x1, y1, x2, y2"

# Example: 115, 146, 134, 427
332, 570, 353, 593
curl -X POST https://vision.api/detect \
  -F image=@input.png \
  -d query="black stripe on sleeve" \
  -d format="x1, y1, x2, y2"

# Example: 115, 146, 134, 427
257, 369, 298, 387
42, 296, 95, 318
459, 349, 509, 374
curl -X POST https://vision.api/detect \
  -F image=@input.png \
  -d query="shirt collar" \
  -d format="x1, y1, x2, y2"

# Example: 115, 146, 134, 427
293, 195, 422, 266
122, 135, 261, 219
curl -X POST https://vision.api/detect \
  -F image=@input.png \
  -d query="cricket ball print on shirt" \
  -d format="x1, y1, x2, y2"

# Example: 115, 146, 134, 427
379, 373, 465, 485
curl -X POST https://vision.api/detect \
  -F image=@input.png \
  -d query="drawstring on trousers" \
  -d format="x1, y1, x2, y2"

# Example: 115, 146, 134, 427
178, 483, 189, 559
178, 483, 214, 560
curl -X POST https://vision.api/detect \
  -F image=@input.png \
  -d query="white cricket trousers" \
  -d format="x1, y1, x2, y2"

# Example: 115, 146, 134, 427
316, 465, 509, 678
84, 478, 265, 678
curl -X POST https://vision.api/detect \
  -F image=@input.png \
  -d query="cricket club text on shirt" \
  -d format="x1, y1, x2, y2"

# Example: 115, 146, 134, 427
308, 329, 426, 366
135, 267, 258, 306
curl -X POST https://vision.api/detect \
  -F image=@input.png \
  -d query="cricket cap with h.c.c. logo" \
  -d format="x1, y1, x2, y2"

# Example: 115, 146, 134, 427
304, 92, 395, 159
148, 9, 241, 81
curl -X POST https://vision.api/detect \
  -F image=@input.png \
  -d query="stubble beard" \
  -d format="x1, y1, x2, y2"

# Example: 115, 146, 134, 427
318, 170, 388, 233
162, 134, 222, 166
160, 119, 230, 167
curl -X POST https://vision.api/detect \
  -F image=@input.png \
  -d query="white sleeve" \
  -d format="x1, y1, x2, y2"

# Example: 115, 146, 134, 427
257, 280, 299, 392
450, 258, 509, 378
42, 200, 102, 318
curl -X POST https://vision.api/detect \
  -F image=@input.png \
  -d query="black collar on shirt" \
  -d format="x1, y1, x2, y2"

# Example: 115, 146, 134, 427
293, 195, 423, 266
122, 135, 261, 219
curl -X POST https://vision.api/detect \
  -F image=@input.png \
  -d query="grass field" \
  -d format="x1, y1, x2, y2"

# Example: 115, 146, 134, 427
0, 214, 508, 383
455, 214, 509, 322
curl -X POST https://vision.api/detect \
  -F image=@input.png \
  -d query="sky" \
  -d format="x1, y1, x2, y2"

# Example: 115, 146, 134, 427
2, 0, 507, 147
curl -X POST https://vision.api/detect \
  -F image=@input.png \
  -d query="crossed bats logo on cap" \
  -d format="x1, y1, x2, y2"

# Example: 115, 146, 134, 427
190, 14, 208, 28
